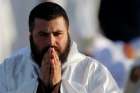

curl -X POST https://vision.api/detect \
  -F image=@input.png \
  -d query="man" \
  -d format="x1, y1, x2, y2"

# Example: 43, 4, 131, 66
0, 2, 120, 93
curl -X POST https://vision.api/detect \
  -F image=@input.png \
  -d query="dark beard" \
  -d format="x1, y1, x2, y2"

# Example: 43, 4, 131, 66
59, 35, 71, 64
30, 34, 71, 66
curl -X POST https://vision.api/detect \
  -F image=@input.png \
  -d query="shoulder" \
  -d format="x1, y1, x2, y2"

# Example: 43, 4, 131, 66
83, 56, 108, 71
0, 47, 30, 72
85, 56, 120, 92
74, 54, 110, 77
82, 56, 116, 83
0, 47, 30, 78
3, 47, 30, 64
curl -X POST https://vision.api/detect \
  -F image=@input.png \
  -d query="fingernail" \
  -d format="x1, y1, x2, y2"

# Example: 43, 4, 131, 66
51, 52, 54, 59
51, 60, 54, 64
52, 48, 54, 52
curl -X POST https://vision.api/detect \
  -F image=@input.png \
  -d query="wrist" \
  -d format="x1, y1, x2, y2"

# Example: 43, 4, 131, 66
37, 78, 61, 93
51, 81, 61, 93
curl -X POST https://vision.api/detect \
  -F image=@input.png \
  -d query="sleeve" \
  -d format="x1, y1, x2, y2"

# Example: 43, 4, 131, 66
0, 61, 8, 93
60, 61, 120, 93
60, 80, 87, 93
87, 63, 120, 93
60, 65, 120, 93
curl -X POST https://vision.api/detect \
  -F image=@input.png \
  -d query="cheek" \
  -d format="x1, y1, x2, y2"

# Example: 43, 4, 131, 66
56, 35, 68, 52
33, 37, 48, 51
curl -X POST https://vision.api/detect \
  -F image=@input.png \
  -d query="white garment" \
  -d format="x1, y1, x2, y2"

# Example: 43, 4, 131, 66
0, 41, 120, 93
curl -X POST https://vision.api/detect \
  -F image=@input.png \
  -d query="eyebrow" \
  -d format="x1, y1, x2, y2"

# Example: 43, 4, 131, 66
38, 30, 63, 34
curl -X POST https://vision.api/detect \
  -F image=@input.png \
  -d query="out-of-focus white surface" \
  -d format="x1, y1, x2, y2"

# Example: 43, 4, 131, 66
0, 0, 40, 63
0, 0, 16, 62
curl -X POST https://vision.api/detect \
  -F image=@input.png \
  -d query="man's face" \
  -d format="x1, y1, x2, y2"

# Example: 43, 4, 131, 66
30, 16, 70, 65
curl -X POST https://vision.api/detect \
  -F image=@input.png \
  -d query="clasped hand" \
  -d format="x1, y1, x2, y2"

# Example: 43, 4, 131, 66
40, 48, 61, 89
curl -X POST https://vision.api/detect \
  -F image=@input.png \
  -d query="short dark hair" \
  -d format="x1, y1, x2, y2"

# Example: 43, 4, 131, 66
29, 2, 69, 32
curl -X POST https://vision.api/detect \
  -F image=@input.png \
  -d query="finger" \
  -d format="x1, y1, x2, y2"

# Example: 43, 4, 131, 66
50, 58, 61, 86
50, 48, 54, 59
50, 48, 61, 76
50, 50, 61, 76
52, 48, 60, 65
50, 58, 55, 72
41, 49, 52, 73
42, 49, 51, 64
50, 58, 55, 84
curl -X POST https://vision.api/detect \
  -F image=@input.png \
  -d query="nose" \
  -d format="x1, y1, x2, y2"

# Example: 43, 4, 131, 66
48, 33, 55, 46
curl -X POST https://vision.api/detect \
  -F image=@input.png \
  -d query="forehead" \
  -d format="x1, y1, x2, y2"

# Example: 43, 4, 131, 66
34, 17, 68, 32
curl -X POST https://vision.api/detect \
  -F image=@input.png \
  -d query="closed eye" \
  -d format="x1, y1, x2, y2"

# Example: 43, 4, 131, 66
53, 32, 62, 36
38, 32, 49, 37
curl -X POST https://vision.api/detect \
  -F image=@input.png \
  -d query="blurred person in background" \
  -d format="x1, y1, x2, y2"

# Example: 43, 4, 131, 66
89, 0, 140, 92
0, 2, 120, 93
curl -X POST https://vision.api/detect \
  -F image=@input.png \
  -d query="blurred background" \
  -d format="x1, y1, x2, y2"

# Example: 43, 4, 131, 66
0, 0, 140, 92
0, 0, 40, 62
